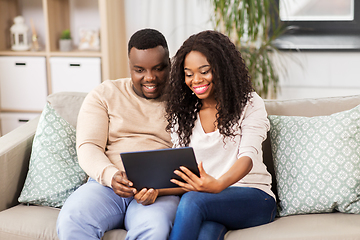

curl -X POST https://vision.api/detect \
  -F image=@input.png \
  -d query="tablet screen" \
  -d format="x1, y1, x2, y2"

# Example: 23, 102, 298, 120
120, 147, 199, 190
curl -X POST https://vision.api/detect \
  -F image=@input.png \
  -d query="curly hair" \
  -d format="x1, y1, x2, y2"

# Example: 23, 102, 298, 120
165, 30, 254, 147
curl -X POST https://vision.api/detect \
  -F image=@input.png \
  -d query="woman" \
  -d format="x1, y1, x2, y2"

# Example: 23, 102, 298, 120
165, 30, 276, 240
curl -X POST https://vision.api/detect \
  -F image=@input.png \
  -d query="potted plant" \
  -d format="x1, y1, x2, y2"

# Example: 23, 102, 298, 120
211, 0, 285, 98
59, 29, 72, 52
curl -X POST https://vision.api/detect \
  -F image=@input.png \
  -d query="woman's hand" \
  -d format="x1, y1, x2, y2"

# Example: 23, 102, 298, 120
171, 162, 225, 193
111, 171, 137, 198
134, 188, 159, 205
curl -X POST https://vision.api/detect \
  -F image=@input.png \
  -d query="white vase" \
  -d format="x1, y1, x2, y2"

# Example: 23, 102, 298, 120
59, 39, 72, 52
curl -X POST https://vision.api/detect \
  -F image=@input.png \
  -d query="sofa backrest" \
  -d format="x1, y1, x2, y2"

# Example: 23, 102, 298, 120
47, 92, 360, 200
263, 94, 360, 199
47, 92, 88, 128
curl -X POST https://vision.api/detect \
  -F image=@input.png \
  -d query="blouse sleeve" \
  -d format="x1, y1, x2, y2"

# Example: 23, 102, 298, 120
237, 92, 270, 163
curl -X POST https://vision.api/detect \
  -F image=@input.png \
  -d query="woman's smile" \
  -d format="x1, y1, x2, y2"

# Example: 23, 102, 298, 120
184, 51, 215, 101
192, 83, 210, 95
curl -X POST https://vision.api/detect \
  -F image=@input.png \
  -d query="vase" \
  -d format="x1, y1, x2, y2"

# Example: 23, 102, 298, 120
59, 39, 72, 52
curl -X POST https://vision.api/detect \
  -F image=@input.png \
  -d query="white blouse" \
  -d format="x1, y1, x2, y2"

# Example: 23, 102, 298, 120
171, 92, 275, 200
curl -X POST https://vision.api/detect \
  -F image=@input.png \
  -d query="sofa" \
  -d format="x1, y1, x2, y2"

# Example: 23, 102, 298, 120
1, 91, 360, 240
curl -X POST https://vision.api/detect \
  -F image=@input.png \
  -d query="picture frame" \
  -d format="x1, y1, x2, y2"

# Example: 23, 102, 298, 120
78, 28, 100, 51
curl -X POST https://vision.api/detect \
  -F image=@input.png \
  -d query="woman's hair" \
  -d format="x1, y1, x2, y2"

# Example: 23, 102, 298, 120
165, 30, 253, 147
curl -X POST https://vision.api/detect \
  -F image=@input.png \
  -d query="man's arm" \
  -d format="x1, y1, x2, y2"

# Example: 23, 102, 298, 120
76, 90, 119, 187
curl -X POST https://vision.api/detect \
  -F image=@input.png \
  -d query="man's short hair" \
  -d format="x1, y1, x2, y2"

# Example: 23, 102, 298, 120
128, 29, 168, 55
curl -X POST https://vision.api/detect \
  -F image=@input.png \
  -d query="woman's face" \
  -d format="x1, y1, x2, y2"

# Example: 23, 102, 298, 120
184, 51, 215, 101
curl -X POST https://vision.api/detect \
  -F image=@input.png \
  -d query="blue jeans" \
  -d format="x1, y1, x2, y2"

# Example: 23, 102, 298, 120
57, 179, 180, 240
169, 187, 276, 240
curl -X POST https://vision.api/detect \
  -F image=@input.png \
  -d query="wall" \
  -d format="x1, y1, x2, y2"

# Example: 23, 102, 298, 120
276, 51, 360, 100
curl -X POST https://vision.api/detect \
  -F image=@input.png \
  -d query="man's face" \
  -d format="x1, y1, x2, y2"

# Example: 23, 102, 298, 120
129, 46, 170, 99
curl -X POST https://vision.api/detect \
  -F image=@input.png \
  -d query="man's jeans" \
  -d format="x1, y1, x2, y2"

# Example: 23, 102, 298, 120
57, 178, 179, 240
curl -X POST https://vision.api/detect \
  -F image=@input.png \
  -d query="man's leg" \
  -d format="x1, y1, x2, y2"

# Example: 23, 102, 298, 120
57, 179, 133, 240
124, 195, 180, 240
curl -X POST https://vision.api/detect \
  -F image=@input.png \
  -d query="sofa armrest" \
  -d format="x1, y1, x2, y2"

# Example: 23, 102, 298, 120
0, 116, 39, 212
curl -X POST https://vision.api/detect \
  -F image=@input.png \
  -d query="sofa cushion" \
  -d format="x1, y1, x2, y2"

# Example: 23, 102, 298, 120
225, 212, 360, 240
0, 205, 59, 240
0, 204, 127, 240
269, 104, 360, 216
18, 103, 87, 207
263, 94, 360, 200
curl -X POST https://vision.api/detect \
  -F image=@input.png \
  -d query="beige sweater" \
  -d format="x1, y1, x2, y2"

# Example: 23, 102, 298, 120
76, 78, 172, 187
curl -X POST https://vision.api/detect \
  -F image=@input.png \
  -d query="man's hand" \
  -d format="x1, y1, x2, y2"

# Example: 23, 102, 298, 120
111, 171, 137, 198
134, 188, 159, 206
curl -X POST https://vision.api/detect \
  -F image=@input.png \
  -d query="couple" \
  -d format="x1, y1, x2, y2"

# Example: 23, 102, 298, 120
57, 29, 276, 240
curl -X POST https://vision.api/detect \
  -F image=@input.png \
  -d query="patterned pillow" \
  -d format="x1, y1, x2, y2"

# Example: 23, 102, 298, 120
18, 103, 87, 207
269, 104, 360, 217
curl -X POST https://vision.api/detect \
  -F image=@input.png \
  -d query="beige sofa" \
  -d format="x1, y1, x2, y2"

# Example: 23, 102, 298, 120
1, 92, 360, 240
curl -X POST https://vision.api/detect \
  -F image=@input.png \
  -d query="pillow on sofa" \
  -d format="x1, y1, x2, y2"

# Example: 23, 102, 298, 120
269, 104, 360, 217
18, 102, 87, 208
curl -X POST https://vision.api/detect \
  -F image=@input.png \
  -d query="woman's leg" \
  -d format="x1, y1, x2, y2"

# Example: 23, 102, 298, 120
57, 179, 133, 240
198, 221, 227, 240
169, 187, 276, 240
124, 195, 180, 240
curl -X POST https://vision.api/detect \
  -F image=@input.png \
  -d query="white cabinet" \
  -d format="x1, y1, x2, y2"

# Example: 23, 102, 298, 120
50, 57, 101, 93
0, 0, 127, 136
0, 112, 40, 136
0, 56, 47, 111
0, 0, 127, 86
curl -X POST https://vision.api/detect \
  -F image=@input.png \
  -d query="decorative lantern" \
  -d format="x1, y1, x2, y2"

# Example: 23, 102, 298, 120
10, 16, 30, 51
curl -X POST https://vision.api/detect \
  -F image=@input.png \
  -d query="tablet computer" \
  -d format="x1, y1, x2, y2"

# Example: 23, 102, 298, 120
120, 147, 200, 190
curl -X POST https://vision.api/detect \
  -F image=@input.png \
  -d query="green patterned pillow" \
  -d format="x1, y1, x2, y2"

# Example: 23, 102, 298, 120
269, 104, 360, 217
18, 102, 87, 208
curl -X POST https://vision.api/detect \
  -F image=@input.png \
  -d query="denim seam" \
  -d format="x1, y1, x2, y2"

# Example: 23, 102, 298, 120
216, 226, 227, 240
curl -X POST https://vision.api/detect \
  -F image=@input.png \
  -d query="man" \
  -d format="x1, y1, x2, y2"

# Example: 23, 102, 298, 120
57, 29, 183, 240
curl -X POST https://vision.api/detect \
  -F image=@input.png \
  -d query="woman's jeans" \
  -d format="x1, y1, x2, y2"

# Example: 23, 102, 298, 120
169, 187, 276, 240
57, 178, 180, 240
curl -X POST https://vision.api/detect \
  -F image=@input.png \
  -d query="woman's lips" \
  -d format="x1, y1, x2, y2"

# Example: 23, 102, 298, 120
192, 84, 209, 95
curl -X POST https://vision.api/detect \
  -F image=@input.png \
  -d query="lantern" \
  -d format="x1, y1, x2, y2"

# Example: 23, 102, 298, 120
10, 16, 30, 51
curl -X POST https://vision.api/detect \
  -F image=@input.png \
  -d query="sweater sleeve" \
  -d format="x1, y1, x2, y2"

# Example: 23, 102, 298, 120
237, 92, 270, 163
76, 88, 119, 188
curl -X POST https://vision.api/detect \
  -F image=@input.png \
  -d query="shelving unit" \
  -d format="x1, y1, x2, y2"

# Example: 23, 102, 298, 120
0, 0, 128, 90
0, 0, 128, 135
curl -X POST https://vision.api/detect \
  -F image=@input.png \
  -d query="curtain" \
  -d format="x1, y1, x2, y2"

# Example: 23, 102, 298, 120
124, 0, 213, 57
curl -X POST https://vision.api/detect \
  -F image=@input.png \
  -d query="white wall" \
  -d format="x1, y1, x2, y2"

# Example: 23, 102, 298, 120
276, 51, 360, 100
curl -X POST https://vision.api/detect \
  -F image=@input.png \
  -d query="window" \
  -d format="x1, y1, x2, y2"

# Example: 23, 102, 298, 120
280, 0, 354, 22
276, 0, 359, 34
273, 0, 360, 50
